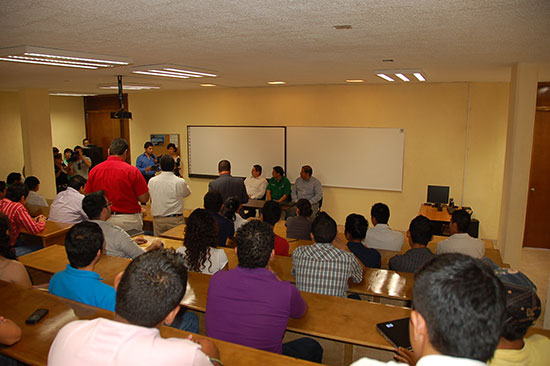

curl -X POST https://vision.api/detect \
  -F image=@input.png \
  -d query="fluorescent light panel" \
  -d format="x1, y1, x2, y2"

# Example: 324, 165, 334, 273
200, 84, 217, 87
49, 93, 98, 97
376, 69, 427, 82
395, 73, 410, 82
99, 84, 160, 91
267, 81, 286, 85
413, 72, 426, 81
377, 74, 394, 82
0, 46, 131, 69
346, 79, 365, 83
132, 65, 217, 79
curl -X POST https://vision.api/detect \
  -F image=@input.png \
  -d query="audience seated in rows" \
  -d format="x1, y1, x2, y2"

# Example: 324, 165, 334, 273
362, 202, 404, 251
345, 213, 381, 268
292, 212, 363, 297
261, 200, 290, 256
352, 253, 506, 365
206, 220, 323, 363
0, 183, 46, 257
177, 208, 228, 275
222, 196, 247, 232
285, 198, 313, 240
24, 176, 48, 216
204, 191, 234, 247
389, 215, 435, 273
436, 209, 485, 258
48, 249, 219, 366
83, 191, 161, 259
0, 213, 32, 287
48, 175, 88, 224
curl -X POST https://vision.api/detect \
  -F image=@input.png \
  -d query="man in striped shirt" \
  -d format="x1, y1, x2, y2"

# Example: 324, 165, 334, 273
292, 212, 363, 297
0, 183, 46, 256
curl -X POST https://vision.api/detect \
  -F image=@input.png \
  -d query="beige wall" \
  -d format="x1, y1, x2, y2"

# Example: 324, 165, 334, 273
50, 96, 86, 151
129, 82, 509, 239
0, 92, 24, 181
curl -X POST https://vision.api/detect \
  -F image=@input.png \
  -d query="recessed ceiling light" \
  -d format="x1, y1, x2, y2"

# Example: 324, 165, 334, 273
132, 65, 217, 79
395, 73, 410, 82
0, 45, 131, 69
413, 72, 426, 81
333, 25, 352, 29
267, 81, 287, 85
49, 93, 98, 96
377, 74, 394, 82
382, 59, 394, 63
98, 84, 160, 91
346, 79, 365, 83
200, 84, 216, 87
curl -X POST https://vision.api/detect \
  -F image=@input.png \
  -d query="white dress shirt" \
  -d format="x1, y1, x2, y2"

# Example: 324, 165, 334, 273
48, 187, 88, 224
148, 171, 191, 217
351, 354, 487, 366
362, 223, 404, 251
436, 233, 485, 258
26, 191, 48, 207
244, 175, 268, 199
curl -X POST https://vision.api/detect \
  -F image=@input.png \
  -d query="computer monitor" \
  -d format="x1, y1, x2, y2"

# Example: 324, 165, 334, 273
427, 185, 449, 205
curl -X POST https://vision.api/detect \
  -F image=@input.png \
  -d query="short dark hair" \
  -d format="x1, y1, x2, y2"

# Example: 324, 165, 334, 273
451, 209, 471, 233
312, 212, 337, 243
236, 220, 274, 269
116, 249, 188, 327
345, 213, 368, 240
82, 191, 107, 220
0, 181, 5, 193
413, 254, 505, 362
253, 164, 262, 174
166, 143, 177, 152
218, 160, 231, 172
409, 215, 433, 245
0, 212, 14, 259
109, 138, 129, 156
223, 196, 241, 222
144, 141, 153, 149
6, 172, 22, 185
204, 191, 223, 213
68, 175, 87, 191
6, 183, 29, 202
53, 147, 59, 154
65, 221, 104, 268
73, 145, 83, 153
273, 166, 285, 176
296, 199, 313, 217
371, 202, 390, 224
82, 138, 90, 144
64, 148, 73, 155
302, 165, 313, 176
159, 155, 175, 172
24, 176, 40, 191
262, 200, 281, 226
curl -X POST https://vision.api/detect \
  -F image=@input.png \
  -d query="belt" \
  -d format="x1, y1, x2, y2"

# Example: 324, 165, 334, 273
111, 211, 136, 215
165, 213, 183, 218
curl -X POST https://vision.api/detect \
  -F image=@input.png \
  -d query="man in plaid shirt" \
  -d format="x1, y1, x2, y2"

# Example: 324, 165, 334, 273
292, 212, 363, 297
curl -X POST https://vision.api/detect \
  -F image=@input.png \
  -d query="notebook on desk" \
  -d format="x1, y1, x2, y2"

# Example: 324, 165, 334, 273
376, 317, 412, 350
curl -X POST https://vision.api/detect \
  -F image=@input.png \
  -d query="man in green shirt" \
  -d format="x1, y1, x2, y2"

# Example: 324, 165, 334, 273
266, 166, 291, 203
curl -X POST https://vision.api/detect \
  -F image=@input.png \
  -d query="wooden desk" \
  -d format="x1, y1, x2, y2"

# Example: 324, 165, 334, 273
19, 220, 72, 247
242, 199, 266, 210
159, 223, 187, 241
0, 281, 320, 366
138, 235, 184, 250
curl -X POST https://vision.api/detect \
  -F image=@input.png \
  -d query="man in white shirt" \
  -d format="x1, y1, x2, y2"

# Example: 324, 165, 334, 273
363, 202, 404, 251
351, 253, 506, 366
48, 248, 220, 366
24, 176, 48, 216
82, 191, 162, 259
148, 155, 192, 236
48, 175, 88, 224
244, 164, 268, 199
436, 209, 485, 258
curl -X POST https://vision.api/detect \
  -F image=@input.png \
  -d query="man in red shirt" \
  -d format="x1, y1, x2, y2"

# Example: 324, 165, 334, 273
0, 183, 46, 257
86, 138, 149, 232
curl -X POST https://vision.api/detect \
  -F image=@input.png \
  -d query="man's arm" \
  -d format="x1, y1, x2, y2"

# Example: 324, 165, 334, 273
0, 317, 21, 346
82, 156, 92, 168
179, 180, 192, 198
255, 178, 268, 199
291, 180, 298, 202
266, 189, 272, 201
135, 155, 148, 175
311, 178, 323, 204
15, 206, 45, 234
240, 180, 249, 204
137, 192, 150, 204
350, 256, 363, 283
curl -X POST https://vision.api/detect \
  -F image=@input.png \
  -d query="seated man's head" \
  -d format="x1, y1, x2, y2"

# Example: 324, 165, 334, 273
68, 175, 87, 194
6, 183, 29, 204
312, 212, 337, 243
218, 160, 231, 173
252, 164, 262, 177
370, 202, 390, 225
261, 200, 281, 226
204, 191, 223, 214
345, 213, 368, 241
300, 165, 313, 180
24, 176, 40, 192
272, 166, 285, 179
411, 254, 505, 362
296, 199, 312, 218
450, 209, 471, 234
408, 215, 433, 247
115, 249, 188, 327
235, 220, 274, 269
82, 191, 110, 221
159, 154, 175, 172
65, 221, 105, 269
6, 172, 22, 186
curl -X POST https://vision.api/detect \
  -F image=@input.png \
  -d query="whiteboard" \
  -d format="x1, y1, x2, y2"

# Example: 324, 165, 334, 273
287, 127, 405, 191
187, 126, 286, 178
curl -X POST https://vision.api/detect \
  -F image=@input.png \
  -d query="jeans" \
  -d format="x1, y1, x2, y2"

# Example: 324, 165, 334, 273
282, 337, 323, 363
170, 309, 199, 334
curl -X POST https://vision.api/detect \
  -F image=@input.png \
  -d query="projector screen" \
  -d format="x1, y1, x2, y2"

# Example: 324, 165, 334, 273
187, 126, 286, 178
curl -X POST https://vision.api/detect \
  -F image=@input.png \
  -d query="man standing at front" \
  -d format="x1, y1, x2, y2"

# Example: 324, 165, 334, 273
289, 165, 322, 218
148, 155, 192, 236
136, 142, 158, 182
86, 138, 149, 232
208, 160, 248, 204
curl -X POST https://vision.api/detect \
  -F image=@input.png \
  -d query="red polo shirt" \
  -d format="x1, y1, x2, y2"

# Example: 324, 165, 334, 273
86, 156, 148, 214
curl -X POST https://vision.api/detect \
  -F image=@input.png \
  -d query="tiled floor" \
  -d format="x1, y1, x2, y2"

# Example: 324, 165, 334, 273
519, 247, 550, 329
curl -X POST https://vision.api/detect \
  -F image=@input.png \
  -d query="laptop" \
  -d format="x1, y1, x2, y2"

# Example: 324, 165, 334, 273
376, 317, 412, 350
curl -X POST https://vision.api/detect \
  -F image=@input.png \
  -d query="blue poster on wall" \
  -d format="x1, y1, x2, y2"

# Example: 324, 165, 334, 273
150, 134, 165, 146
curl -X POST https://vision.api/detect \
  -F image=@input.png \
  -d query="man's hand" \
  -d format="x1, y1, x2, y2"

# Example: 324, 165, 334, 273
145, 166, 152, 172
146, 239, 163, 251
35, 215, 46, 223
187, 335, 220, 361
394, 347, 417, 366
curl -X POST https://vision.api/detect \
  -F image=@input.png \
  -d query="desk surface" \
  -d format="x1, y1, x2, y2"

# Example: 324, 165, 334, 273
20, 220, 72, 238
0, 281, 320, 366
159, 223, 187, 241
418, 204, 453, 222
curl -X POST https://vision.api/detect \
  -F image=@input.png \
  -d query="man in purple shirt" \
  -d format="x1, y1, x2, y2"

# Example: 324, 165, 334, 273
206, 220, 323, 363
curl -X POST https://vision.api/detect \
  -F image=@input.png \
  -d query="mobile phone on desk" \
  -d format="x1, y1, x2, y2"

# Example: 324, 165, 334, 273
26, 308, 49, 324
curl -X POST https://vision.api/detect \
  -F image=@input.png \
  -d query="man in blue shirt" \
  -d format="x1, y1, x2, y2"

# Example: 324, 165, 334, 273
136, 142, 159, 182
49, 221, 116, 311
